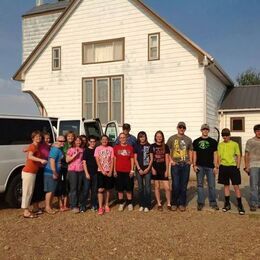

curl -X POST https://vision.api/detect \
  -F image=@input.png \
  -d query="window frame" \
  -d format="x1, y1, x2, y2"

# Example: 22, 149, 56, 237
82, 38, 125, 65
52, 46, 61, 70
82, 75, 124, 125
148, 32, 160, 61
230, 117, 245, 132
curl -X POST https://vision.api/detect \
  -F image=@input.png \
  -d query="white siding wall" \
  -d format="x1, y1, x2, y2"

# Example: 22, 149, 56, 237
23, 0, 207, 142
219, 111, 260, 153
206, 69, 227, 140
23, 12, 62, 61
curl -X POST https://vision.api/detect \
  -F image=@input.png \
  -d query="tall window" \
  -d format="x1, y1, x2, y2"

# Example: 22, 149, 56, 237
148, 33, 160, 60
52, 47, 61, 70
82, 38, 124, 64
230, 117, 245, 132
82, 76, 123, 124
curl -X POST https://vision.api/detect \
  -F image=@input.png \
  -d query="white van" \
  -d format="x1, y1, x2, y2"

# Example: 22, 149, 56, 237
57, 118, 119, 145
0, 115, 55, 207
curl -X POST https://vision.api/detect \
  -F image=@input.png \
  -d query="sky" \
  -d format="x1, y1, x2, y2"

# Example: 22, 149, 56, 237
0, 0, 260, 115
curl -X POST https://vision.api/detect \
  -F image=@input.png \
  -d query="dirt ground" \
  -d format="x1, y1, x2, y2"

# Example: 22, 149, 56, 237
0, 183, 259, 260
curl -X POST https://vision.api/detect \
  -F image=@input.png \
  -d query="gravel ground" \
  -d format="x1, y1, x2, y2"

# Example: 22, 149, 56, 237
0, 188, 260, 260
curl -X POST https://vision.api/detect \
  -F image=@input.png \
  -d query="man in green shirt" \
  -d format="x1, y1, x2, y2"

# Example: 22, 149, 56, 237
217, 128, 245, 215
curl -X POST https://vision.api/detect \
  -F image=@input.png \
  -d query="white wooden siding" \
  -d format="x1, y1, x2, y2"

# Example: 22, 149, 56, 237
219, 111, 260, 153
205, 69, 227, 139
22, 0, 220, 142
23, 12, 62, 61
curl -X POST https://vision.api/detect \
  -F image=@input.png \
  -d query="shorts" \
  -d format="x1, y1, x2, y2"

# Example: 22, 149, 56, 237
151, 171, 169, 181
44, 175, 58, 193
115, 172, 134, 192
97, 172, 114, 190
218, 165, 241, 185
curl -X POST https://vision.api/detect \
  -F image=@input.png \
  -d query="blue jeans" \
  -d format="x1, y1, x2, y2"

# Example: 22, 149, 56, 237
68, 171, 90, 208
136, 171, 151, 208
249, 167, 260, 207
196, 166, 217, 206
171, 164, 190, 206
90, 174, 98, 208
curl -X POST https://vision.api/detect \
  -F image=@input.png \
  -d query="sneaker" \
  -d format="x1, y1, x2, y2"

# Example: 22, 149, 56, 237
179, 206, 186, 212
128, 204, 133, 211
144, 207, 149, 213
80, 206, 87, 213
91, 206, 98, 212
171, 205, 178, 211
105, 206, 110, 213
98, 207, 104, 215
238, 205, 245, 215
211, 205, 219, 211
250, 206, 257, 212
118, 204, 124, 212
71, 208, 79, 214
139, 206, 144, 212
197, 204, 204, 211
222, 203, 231, 212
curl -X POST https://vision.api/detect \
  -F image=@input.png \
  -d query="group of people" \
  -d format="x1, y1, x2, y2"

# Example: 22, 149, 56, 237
21, 122, 260, 218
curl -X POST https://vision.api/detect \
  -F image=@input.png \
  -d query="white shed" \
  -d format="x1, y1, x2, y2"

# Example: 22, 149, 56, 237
13, 0, 233, 142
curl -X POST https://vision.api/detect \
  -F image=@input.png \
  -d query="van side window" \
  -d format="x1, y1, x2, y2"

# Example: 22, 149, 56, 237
0, 119, 53, 145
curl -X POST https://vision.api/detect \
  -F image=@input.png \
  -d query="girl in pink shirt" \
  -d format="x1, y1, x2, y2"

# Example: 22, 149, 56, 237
66, 136, 87, 213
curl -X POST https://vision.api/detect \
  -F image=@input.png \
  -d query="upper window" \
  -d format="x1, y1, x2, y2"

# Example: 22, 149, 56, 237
230, 117, 245, 132
82, 76, 123, 125
148, 33, 160, 61
52, 47, 61, 70
82, 38, 124, 64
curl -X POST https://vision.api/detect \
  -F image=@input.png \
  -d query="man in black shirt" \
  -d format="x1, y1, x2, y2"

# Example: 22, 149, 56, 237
193, 124, 219, 211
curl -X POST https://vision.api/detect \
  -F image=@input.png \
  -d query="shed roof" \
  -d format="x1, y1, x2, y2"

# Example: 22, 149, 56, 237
220, 85, 260, 110
23, 0, 70, 17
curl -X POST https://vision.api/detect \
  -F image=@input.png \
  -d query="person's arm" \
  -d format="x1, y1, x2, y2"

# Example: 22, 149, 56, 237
50, 158, 58, 179
134, 153, 143, 175
66, 149, 78, 163
236, 154, 241, 169
28, 151, 47, 165
83, 160, 90, 180
244, 151, 250, 173
113, 157, 117, 177
193, 151, 199, 172
130, 157, 135, 177
165, 153, 169, 178
213, 151, 219, 175
188, 149, 193, 165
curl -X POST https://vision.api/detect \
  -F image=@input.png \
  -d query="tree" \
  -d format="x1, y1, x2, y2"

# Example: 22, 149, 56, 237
236, 68, 260, 86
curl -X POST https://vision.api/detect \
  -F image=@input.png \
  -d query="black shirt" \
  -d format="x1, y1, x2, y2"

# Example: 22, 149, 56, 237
193, 137, 218, 168
83, 147, 98, 175
134, 143, 151, 170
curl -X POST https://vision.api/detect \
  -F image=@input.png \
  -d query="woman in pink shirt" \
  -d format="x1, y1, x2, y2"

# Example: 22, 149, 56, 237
66, 136, 87, 213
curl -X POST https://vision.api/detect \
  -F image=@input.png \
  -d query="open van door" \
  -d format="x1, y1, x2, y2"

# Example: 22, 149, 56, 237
105, 120, 119, 146
83, 118, 103, 141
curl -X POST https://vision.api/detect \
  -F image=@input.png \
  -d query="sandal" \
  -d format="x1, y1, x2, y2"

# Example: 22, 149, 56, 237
45, 209, 56, 215
23, 214, 38, 219
32, 209, 44, 215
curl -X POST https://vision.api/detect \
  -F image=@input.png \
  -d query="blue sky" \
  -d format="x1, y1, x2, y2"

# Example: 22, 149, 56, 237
0, 0, 260, 115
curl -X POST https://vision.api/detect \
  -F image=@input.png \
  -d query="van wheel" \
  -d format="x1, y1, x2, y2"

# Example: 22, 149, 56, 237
5, 174, 22, 208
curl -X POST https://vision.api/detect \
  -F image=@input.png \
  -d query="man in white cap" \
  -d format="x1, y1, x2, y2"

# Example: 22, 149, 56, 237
193, 124, 219, 211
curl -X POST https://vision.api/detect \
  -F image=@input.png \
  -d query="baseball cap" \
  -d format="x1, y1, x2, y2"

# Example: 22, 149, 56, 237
177, 122, 186, 128
201, 123, 210, 130
221, 128, 231, 136
122, 123, 131, 130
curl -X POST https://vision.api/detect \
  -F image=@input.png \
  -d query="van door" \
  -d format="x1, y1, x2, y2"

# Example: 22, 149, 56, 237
105, 121, 119, 146
58, 119, 81, 136
83, 119, 103, 141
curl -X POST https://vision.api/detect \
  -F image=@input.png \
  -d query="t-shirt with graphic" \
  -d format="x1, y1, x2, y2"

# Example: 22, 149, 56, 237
114, 144, 134, 173
134, 143, 151, 170
166, 134, 193, 163
44, 146, 63, 176
83, 147, 98, 175
149, 143, 170, 174
245, 137, 260, 168
23, 144, 41, 174
218, 140, 240, 166
94, 145, 114, 172
193, 137, 218, 168
67, 147, 84, 172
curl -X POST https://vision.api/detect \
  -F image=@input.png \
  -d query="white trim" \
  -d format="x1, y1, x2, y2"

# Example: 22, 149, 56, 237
219, 108, 260, 113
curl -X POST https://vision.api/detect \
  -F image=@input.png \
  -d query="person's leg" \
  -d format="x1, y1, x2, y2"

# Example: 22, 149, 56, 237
205, 167, 218, 207
162, 180, 171, 207
90, 174, 98, 209
79, 173, 90, 211
136, 172, 145, 208
68, 171, 78, 209
154, 180, 161, 206
21, 172, 36, 216
171, 165, 181, 207
104, 189, 111, 207
179, 164, 190, 207
196, 166, 205, 207
249, 167, 259, 208
98, 188, 104, 209
45, 192, 54, 211
144, 172, 152, 209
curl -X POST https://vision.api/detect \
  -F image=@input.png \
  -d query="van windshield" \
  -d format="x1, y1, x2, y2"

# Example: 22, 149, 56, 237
59, 120, 80, 136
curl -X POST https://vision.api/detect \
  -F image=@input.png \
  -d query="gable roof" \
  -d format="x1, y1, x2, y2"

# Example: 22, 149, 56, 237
13, 0, 233, 86
220, 85, 260, 110
22, 0, 70, 17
